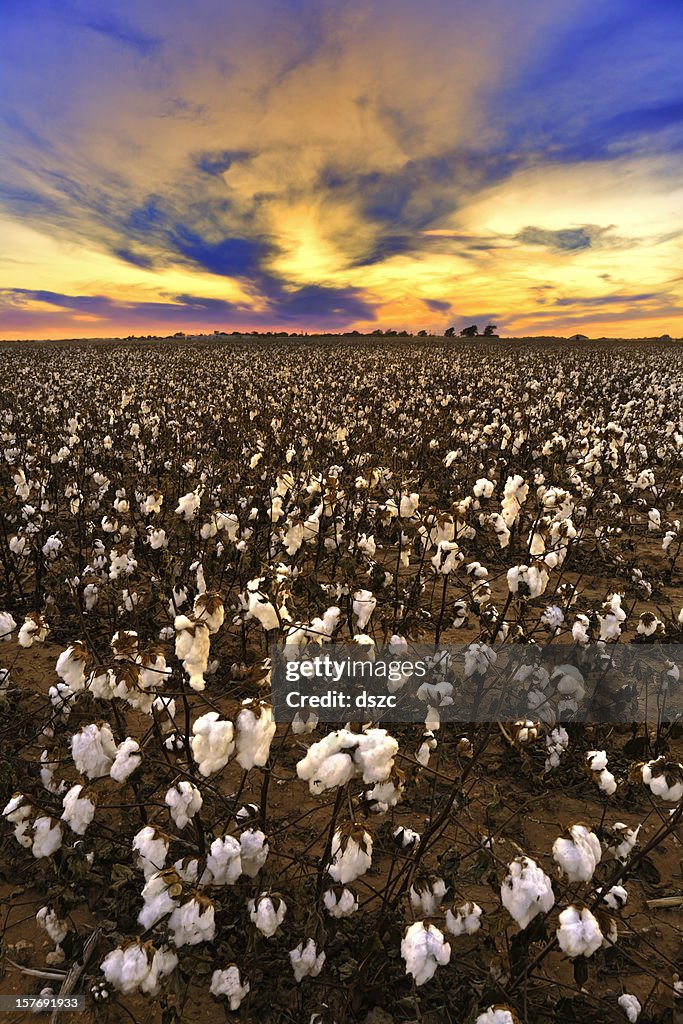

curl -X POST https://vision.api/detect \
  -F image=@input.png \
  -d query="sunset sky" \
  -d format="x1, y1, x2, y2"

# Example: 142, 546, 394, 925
1, 0, 682, 339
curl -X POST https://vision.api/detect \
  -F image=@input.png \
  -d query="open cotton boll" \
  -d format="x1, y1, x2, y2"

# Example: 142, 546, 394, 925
190, 712, 234, 776
174, 615, 210, 691
31, 816, 62, 859
641, 757, 683, 802
292, 710, 319, 735
165, 781, 202, 830
445, 901, 482, 937
323, 886, 358, 918
501, 857, 555, 930
289, 938, 326, 983
239, 829, 269, 877
556, 906, 603, 958
366, 771, 405, 813
604, 822, 640, 862
0, 611, 17, 639
295, 730, 356, 794
553, 824, 602, 882
401, 922, 451, 987
18, 612, 49, 647
410, 876, 448, 915
235, 700, 276, 769
168, 894, 215, 947
248, 893, 286, 937
2, 793, 33, 847
210, 965, 250, 1011
507, 564, 548, 599
36, 906, 68, 948
328, 826, 372, 884
175, 489, 201, 521
110, 738, 142, 783
603, 884, 628, 911
71, 722, 117, 779
352, 589, 377, 631
618, 994, 641, 1022
193, 592, 224, 634
201, 835, 242, 885
56, 643, 88, 691
138, 869, 182, 930
61, 784, 96, 835
475, 1008, 519, 1024
132, 825, 169, 879
100, 940, 177, 996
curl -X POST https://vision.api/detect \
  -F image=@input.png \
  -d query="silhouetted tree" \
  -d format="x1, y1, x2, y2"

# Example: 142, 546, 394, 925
444, 326, 456, 337
483, 324, 498, 336
460, 324, 479, 337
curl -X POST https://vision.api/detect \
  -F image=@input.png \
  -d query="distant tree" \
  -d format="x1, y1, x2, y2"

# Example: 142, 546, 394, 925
417, 329, 428, 337
444, 326, 456, 337
460, 324, 479, 337
483, 324, 498, 336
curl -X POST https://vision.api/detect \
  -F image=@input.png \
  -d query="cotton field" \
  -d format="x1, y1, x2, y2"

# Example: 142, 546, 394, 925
1, 335, 682, 1024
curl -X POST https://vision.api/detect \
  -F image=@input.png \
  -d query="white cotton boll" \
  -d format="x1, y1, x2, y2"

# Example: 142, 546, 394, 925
165, 781, 202, 830
37, 906, 68, 946
290, 938, 326, 983
599, 593, 626, 641
239, 829, 269, 877
56, 643, 88, 691
606, 822, 640, 862
168, 895, 215, 947
296, 730, 357, 794
101, 941, 177, 996
323, 886, 358, 918
410, 877, 448, 915
506, 564, 548, 599
235, 700, 276, 769
328, 827, 372, 884
18, 613, 49, 647
586, 750, 608, 771
353, 729, 398, 783
556, 906, 603, 958
553, 824, 601, 882
292, 710, 319, 734
210, 965, 250, 1010
246, 579, 281, 631
71, 722, 117, 779
641, 757, 683, 802
138, 870, 182, 929
352, 589, 376, 630
190, 711, 235, 776
401, 922, 451, 987
202, 835, 242, 885
572, 614, 590, 644
175, 489, 201, 521
445, 901, 482, 937
61, 784, 96, 835
604, 885, 628, 911
174, 615, 210, 691
366, 774, 405, 813
501, 857, 555, 930
132, 825, 169, 879
474, 478, 495, 499
31, 816, 62, 859
618, 994, 641, 1022
475, 1007, 518, 1024
193, 592, 224, 634
173, 856, 199, 883
248, 893, 287, 937
393, 825, 420, 848
110, 738, 142, 783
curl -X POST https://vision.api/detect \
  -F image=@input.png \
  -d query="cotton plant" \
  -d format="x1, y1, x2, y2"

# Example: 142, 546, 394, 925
18, 612, 49, 647
296, 727, 398, 795
553, 824, 602, 883
239, 829, 269, 877
138, 869, 183, 930
70, 723, 118, 779
475, 1007, 520, 1024
201, 834, 242, 885
174, 615, 211, 691
409, 875, 448, 915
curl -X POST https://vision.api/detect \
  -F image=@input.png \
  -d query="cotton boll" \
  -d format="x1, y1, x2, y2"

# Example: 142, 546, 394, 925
445, 901, 482, 937
603, 885, 628, 911
132, 825, 169, 879
61, 784, 96, 835
401, 921, 451, 987
290, 938, 326, 983
175, 489, 201, 521
100, 940, 177, 996
618, 994, 641, 1022
235, 700, 276, 769
365, 771, 405, 813
174, 615, 211, 691
18, 612, 49, 647
475, 1007, 519, 1024
248, 892, 287, 937
239, 829, 269, 877
641, 757, 683, 802
323, 886, 358, 918
168, 894, 215, 947
603, 822, 640, 862
201, 835, 242, 885
292, 710, 319, 734
410, 876, 448, 915
190, 711, 235, 776
393, 825, 420, 848
31, 816, 62, 859
193, 591, 224, 634
210, 965, 250, 1011
328, 826, 372, 884
71, 722, 117, 779
296, 730, 357, 794
553, 824, 601, 882
556, 905, 603, 958
56, 642, 88, 691
501, 856, 555, 930
165, 781, 202, 830
110, 738, 142, 783
352, 589, 376, 631
36, 905, 68, 947
352, 729, 398, 783
138, 869, 182, 930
